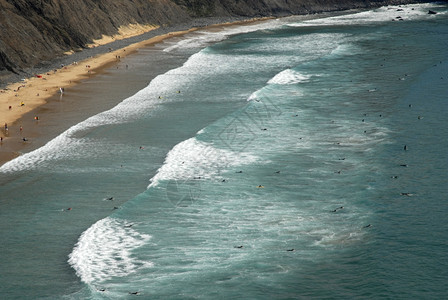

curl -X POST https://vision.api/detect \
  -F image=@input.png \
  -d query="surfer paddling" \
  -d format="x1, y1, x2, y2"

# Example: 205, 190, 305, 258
331, 206, 344, 212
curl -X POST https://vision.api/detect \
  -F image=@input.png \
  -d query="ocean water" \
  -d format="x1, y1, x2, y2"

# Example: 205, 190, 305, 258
1, 3, 447, 299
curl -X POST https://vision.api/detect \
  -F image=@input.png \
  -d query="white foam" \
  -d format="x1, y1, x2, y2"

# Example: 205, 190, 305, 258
311, 228, 366, 247
0, 50, 217, 173
329, 43, 361, 57
148, 137, 258, 188
0, 123, 100, 173
68, 217, 152, 284
163, 19, 283, 52
163, 31, 225, 52
268, 69, 312, 85
0, 18, 353, 174
247, 85, 284, 102
287, 3, 444, 28
247, 91, 261, 102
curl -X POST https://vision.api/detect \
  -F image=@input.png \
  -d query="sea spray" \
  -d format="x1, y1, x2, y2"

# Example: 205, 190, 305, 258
68, 217, 153, 284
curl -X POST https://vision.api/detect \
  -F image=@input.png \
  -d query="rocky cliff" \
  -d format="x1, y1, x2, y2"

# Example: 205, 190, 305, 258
0, 0, 431, 82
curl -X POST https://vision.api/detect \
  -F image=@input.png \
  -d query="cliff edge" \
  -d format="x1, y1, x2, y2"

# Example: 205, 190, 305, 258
0, 0, 430, 82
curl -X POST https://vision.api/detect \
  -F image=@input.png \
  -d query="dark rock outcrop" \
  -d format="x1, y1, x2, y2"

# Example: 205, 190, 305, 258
0, 0, 435, 83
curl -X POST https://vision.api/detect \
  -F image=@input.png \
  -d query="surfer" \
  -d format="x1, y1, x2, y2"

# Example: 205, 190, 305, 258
363, 224, 371, 228
331, 206, 344, 212
129, 291, 140, 295
287, 249, 295, 252
404, 145, 408, 151
234, 245, 243, 249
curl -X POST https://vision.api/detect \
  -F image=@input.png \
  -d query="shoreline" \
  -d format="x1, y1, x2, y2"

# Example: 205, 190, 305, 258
0, 4, 399, 167
0, 17, 270, 166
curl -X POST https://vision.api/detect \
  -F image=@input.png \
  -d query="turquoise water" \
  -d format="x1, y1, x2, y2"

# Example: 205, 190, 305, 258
1, 3, 447, 299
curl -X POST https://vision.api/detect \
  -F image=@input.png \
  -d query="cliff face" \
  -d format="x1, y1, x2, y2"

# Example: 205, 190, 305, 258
0, 0, 431, 80
0, 0, 189, 77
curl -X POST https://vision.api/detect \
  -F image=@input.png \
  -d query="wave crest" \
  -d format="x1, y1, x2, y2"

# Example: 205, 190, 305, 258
268, 69, 312, 85
68, 217, 152, 284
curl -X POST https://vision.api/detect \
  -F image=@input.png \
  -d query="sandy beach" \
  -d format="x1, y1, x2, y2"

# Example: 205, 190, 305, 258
0, 17, 266, 166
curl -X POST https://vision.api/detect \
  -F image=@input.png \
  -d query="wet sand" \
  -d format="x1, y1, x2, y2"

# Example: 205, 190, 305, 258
0, 29, 194, 165
0, 18, 270, 166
